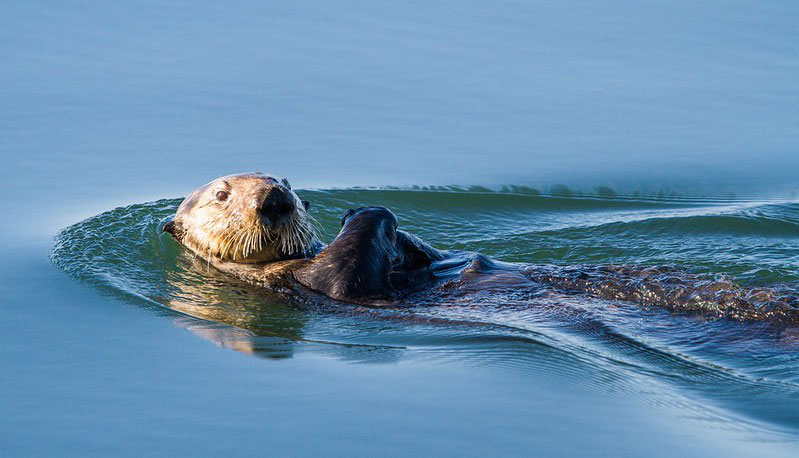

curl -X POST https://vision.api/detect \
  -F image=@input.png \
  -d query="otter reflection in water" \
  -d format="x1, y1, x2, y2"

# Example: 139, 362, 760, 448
161, 259, 305, 359
162, 255, 407, 362
164, 172, 799, 325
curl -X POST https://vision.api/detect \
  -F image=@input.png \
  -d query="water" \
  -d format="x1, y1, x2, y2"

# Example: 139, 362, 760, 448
3, 1, 799, 457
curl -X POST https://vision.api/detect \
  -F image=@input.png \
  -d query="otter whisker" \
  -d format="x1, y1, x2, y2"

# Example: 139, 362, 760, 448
304, 212, 324, 240
219, 229, 236, 259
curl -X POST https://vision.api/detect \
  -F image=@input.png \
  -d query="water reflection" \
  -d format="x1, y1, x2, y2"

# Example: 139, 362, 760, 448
171, 316, 297, 359
162, 251, 408, 363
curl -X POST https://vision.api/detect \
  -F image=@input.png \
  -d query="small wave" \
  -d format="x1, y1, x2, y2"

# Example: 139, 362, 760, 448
301, 186, 708, 214
562, 211, 799, 239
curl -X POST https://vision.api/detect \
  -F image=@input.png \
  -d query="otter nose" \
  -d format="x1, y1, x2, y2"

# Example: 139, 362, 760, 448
259, 187, 295, 222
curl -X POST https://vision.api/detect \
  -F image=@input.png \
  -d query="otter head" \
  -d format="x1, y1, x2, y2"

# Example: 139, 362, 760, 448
164, 172, 317, 263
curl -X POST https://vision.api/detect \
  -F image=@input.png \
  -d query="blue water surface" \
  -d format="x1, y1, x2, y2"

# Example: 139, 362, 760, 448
2, 1, 799, 457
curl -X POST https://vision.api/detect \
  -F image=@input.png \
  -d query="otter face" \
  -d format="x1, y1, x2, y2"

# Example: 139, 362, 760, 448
165, 172, 317, 263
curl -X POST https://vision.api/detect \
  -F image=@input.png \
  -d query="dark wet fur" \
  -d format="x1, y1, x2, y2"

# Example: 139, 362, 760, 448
294, 207, 799, 324
530, 264, 799, 324
294, 207, 446, 302
294, 207, 400, 301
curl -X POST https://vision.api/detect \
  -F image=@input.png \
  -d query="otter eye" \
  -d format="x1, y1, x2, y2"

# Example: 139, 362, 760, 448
216, 190, 229, 201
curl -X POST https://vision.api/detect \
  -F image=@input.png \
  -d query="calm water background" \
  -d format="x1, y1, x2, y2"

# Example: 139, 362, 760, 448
3, 1, 799, 456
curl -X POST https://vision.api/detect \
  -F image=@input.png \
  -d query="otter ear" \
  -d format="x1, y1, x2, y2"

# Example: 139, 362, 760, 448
302, 200, 310, 211
281, 178, 291, 189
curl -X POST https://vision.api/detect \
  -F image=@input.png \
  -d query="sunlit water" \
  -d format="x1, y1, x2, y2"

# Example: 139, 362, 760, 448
3, 1, 799, 457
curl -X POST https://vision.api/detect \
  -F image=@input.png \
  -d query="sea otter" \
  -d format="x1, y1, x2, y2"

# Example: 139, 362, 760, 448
164, 172, 799, 322
164, 172, 473, 303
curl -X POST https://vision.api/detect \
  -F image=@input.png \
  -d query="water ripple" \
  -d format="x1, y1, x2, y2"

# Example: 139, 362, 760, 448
52, 189, 799, 433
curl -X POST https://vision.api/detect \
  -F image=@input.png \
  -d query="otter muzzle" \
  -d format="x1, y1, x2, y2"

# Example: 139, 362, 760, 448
259, 187, 295, 224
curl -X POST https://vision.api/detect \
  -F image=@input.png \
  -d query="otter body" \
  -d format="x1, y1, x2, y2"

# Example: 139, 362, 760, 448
165, 173, 799, 322
165, 173, 482, 304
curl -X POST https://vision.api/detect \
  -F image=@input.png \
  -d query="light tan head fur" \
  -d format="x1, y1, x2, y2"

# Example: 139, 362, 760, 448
166, 172, 318, 263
